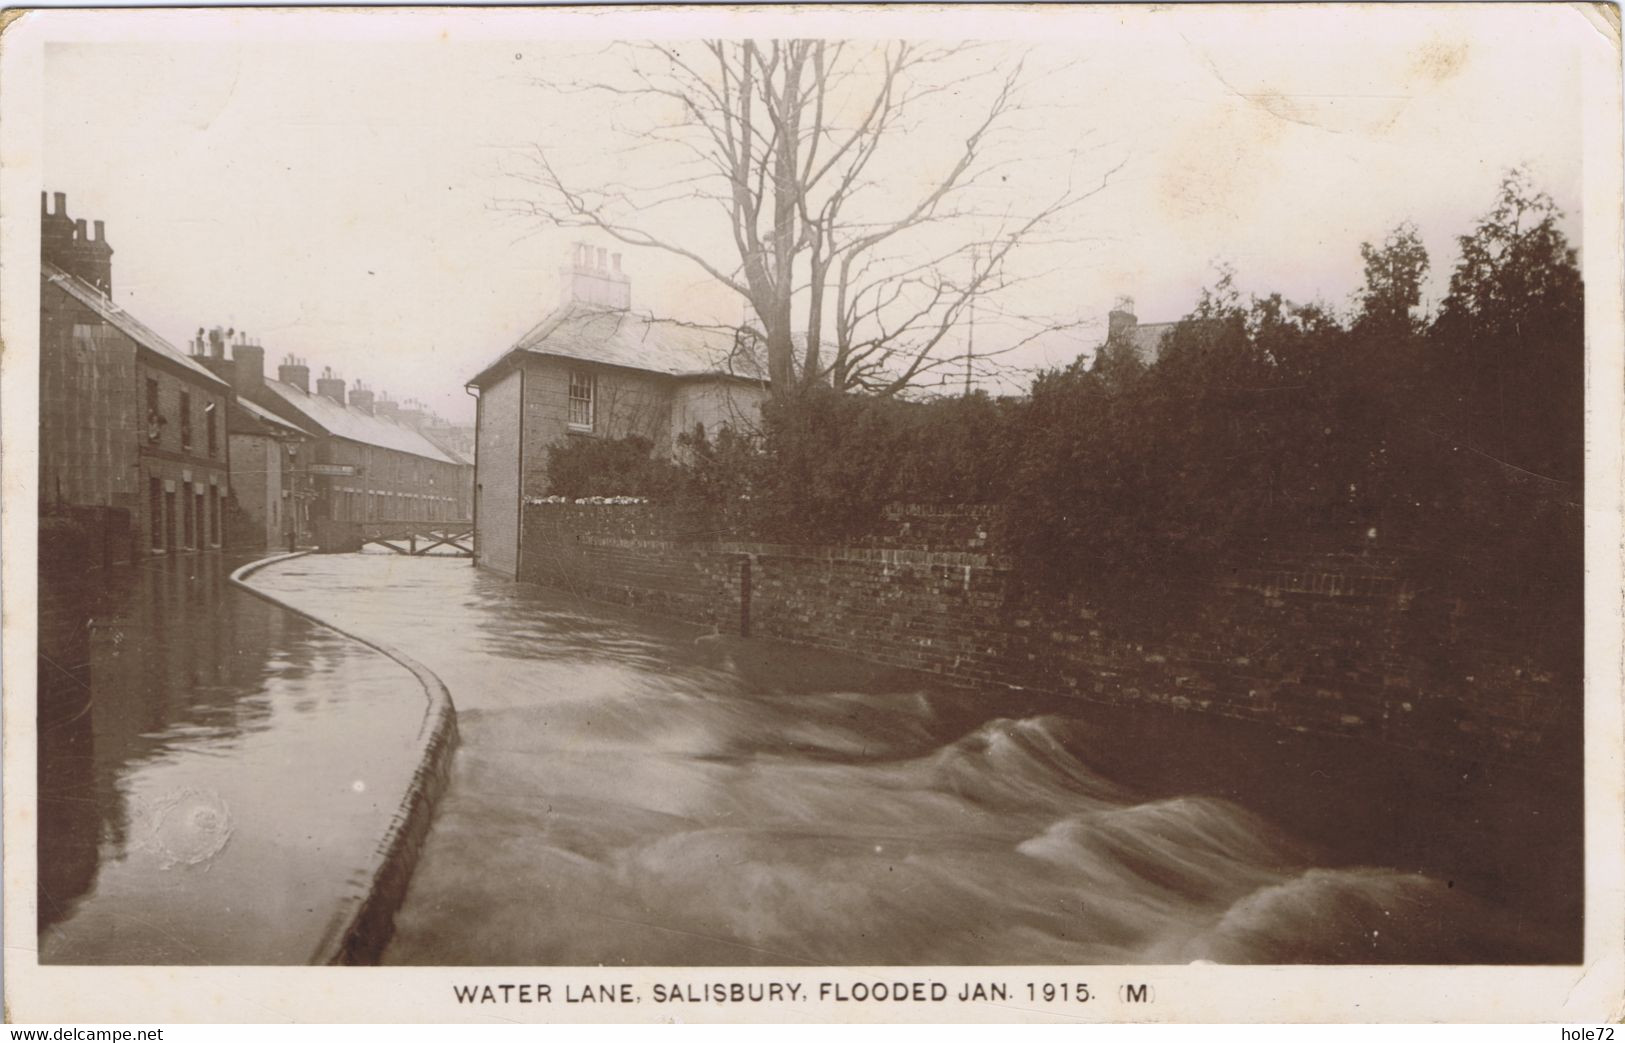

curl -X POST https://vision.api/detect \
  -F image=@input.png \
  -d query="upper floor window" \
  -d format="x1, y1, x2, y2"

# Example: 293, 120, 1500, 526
568, 370, 595, 431
145, 378, 161, 442
206, 403, 218, 457
179, 391, 193, 450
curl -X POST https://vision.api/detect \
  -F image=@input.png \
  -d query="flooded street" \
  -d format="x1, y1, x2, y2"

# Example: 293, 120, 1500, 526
246, 554, 1580, 966
37, 554, 428, 963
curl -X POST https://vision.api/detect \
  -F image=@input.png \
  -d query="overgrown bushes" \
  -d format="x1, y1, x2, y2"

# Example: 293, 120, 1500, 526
544, 434, 682, 501
540, 170, 1583, 672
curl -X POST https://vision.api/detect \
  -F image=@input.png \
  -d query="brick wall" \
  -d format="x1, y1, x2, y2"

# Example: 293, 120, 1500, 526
229, 433, 281, 548
135, 355, 230, 556
520, 502, 1579, 768
521, 356, 673, 497
669, 379, 771, 450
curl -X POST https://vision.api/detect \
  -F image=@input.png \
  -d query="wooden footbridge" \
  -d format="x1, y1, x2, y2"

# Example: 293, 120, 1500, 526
357, 520, 473, 557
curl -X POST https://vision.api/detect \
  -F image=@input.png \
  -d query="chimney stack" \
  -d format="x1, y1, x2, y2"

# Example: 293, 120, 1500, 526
279, 355, 311, 393
41, 193, 114, 295
559, 240, 631, 310
41, 192, 73, 267
232, 337, 266, 398
396, 398, 429, 429
193, 325, 239, 384
1107, 295, 1138, 343
348, 380, 375, 414
374, 394, 400, 419
316, 366, 346, 406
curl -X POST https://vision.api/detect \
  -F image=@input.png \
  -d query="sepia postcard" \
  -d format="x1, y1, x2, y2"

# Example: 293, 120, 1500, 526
2, 2, 1621, 1024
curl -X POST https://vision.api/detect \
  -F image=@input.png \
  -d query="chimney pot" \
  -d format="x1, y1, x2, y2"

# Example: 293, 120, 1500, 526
278, 356, 311, 393
1107, 297, 1138, 343
560, 242, 632, 310
53, 192, 66, 215
316, 369, 346, 406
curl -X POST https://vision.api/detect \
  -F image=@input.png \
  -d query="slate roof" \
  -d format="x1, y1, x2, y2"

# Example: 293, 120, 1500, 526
43, 262, 228, 388
231, 396, 313, 439
468, 303, 769, 389
416, 427, 474, 467
260, 379, 461, 465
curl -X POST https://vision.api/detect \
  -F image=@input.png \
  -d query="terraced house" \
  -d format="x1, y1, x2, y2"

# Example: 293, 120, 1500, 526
220, 349, 473, 535
40, 193, 231, 559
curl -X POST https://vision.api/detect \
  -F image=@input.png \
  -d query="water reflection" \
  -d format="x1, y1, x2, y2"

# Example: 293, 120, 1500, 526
249, 555, 1583, 966
37, 554, 426, 964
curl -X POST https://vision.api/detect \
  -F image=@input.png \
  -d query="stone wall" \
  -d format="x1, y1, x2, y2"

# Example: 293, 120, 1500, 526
519, 502, 1579, 768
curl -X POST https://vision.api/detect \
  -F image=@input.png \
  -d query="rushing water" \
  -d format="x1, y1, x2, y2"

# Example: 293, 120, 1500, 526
251, 555, 1581, 966
37, 554, 427, 963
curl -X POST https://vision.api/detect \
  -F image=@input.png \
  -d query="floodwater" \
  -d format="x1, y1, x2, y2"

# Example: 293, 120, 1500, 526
249, 555, 1581, 966
37, 553, 427, 963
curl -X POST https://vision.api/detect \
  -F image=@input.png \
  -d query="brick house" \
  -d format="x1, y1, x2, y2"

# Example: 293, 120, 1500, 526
218, 348, 473, 535
1105, 298, 1178, 366
40, 193, 232, 559
465, 244, 770, 577
188, 327, 318, 550
228, 394, 314, 550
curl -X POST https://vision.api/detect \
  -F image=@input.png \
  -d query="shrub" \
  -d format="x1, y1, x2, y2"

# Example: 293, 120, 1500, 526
544, 434, 682, 501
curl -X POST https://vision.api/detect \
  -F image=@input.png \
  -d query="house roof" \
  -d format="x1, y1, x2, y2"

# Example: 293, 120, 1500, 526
468, 303, 769, 389
415, 425, 473, 467
231, 396, 313, 439
260, 379, 461, 465
43, 262, 229, 389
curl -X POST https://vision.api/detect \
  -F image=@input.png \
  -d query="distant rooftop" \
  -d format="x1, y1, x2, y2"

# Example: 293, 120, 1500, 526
261, 379, 461, 464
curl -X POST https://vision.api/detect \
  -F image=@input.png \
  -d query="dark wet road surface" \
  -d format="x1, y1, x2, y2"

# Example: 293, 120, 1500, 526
37, 554, 426, 963
247, 555, 1580, 966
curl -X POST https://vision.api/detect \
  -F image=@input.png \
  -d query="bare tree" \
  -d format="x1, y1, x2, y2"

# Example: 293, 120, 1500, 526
505, 40, 1119, 398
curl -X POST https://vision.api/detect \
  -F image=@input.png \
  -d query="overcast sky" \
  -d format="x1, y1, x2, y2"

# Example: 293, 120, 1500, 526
42, 5, 1588, 423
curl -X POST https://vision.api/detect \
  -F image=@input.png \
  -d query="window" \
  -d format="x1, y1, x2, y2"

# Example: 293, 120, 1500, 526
206, 405, 218, 457
149, 478, 163, 550
568, 370, 595, 430
145, 379, 160, 442
179, 391, 192, 450
183, 486, 196, 548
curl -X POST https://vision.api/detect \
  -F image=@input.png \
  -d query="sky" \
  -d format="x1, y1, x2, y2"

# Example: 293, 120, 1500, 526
41, 5, 1590, 423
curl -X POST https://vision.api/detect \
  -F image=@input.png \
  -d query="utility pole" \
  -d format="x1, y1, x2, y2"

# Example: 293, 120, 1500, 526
965, 246, 977, 396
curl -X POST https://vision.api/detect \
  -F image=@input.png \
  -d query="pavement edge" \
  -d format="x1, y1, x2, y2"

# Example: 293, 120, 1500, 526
229, 551, 460, 966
